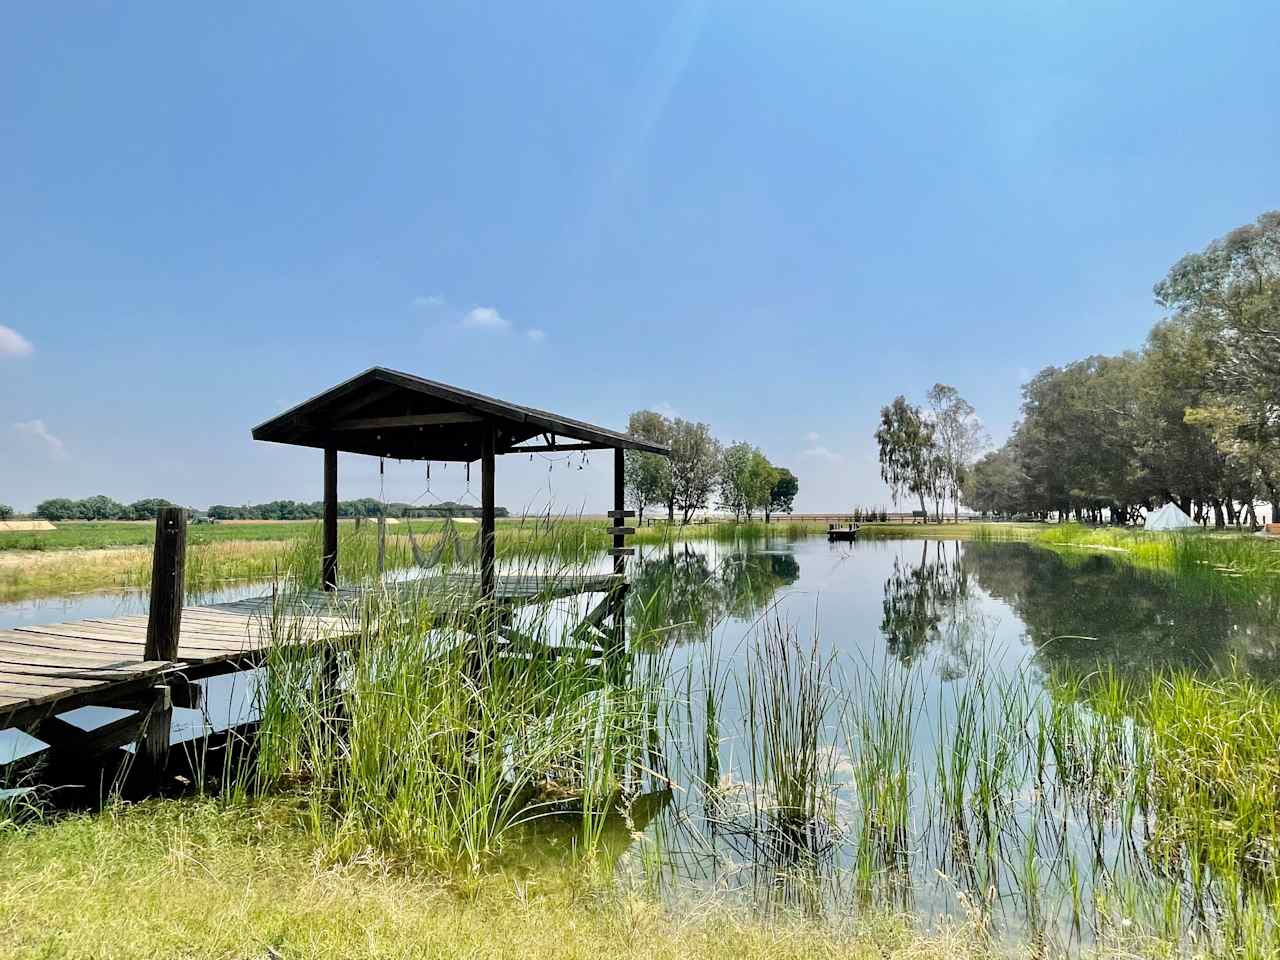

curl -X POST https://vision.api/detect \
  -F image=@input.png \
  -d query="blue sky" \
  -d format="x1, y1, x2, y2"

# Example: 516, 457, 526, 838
3, 1, 1278, 514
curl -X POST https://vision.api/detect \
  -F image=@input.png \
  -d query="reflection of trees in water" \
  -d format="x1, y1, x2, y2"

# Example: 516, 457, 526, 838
879, 540, 978, 678
627, 545, 801, 645
963, 542, 1280, 682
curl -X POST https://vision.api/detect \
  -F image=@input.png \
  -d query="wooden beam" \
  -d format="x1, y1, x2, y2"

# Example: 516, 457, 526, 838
607, 510, 636, 519
480, 426, 496, 601
331, 412, 483, 430
606, 527, 636, 537
323, 448, 338, 591
506, 442, 603, 454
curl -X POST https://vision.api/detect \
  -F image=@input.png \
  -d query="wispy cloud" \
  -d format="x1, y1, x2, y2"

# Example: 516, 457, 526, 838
802, 431, 843, 462
526, 328, 546, 342
411, 293, 445, 310
462, 306, 510, 332
14, 419, 67, 459
0, 324, 34, 358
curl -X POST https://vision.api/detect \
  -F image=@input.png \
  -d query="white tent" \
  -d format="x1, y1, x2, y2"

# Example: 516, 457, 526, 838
1143, 502, 1199, 532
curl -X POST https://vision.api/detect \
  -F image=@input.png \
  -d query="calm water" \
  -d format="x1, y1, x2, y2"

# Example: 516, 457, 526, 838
6, 536, 1280, 943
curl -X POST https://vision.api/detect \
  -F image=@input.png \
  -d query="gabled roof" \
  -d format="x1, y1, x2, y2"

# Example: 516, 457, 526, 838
251, 367, 669, 461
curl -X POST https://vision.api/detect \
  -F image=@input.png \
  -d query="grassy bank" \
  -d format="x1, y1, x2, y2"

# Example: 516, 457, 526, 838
0, 798, 989, 960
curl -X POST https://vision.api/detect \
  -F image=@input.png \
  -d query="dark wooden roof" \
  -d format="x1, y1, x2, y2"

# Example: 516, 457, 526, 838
251, 367, 670, 461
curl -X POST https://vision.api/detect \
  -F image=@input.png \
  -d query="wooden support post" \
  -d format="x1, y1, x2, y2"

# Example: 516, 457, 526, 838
480, 425, 496, 602
145, 507, 186, 662
323, 447, 338, 591
614, 448, 626, 576
141, 506, 185, 777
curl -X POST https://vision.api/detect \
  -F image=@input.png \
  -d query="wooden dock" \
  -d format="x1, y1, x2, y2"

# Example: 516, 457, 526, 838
0, 572, 623, 739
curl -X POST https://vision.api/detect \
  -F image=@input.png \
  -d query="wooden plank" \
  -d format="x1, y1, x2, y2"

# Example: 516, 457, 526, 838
606, 527, 636, 536
12, 627, 240, 659
0, 672, 101, 690
608, 547, 636, 557
607, 510, 636, 519
332, 412, 483, 430
17, 623, 255, 651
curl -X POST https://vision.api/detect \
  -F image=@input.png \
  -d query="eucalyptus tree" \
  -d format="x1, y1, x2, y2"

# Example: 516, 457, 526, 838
875, 396, 937, 518
926, 383, 987, 520
669, 419, 721, 523
624, 410, 674, 525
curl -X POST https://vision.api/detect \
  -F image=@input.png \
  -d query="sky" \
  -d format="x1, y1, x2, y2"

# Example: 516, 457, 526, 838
3, 1, 1279, 515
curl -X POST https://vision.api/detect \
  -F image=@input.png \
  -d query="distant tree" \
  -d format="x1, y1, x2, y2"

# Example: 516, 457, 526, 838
926, 383, 987, 520
964, 447, 1025, 516
128, 498, 176, 520
75, 495, 128, 520
624, 410, 674, 525
875, 397, 937, 518
669, 419, 721, 523
766, 467, 798, 522
36, 498, 78, 521
0, 504, 13, 520
718, 442, 753, 520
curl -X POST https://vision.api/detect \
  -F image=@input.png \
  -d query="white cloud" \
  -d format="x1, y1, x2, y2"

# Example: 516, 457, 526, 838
802, 433, 842, 461
0, 325, 34, 358
654, 401, 680, 420
526, 328, 546, 342
462, 306, 510, 332
14, 419, 67, 459
412, 294, 445, 310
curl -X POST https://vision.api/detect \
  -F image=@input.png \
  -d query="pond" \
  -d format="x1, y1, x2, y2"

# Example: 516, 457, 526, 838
5, 535, 1280, 949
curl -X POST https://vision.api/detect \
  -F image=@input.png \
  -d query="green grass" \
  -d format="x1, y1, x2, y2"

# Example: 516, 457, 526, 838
0, 797, 993, 960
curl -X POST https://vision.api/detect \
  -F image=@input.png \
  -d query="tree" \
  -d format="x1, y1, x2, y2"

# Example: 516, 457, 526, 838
926, 384, 987, 520
669, 419, 720, 523
1155, 211, 1280, 524
128, 498, 177, 520
766, 467, 798, 522
875, 397, 937, 518
0, 504, 13, 520
719, 444, 774, 521
964, 447, 1026, 516
624, 410, 674, 525
36, 498, 77, 521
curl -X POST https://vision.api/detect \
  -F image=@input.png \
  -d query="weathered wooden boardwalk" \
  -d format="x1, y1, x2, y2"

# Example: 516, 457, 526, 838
0, 572, 623, 736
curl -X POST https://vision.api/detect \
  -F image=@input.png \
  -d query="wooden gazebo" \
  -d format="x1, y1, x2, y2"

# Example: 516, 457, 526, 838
251, 367, 669, 600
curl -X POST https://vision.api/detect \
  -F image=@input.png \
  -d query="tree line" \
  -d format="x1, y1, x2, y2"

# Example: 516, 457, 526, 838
206, 499, 508, 520
624, 411, 798, 523
967, 211, 1280, 528
29, 496, 508, 522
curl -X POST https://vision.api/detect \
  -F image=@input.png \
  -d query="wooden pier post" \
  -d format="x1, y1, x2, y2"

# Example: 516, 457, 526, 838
480, 425, 496, 602
323, 447, 338, 591
142, 506, 186, 773
145, 507, 186, 663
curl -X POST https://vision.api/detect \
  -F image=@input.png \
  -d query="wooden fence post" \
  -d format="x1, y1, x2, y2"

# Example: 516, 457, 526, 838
142, 506, 186, 773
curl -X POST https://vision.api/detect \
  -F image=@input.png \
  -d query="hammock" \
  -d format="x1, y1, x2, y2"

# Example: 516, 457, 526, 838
405, 515, 483, 569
